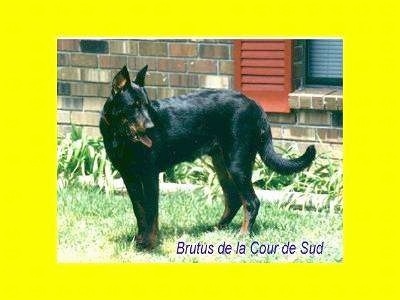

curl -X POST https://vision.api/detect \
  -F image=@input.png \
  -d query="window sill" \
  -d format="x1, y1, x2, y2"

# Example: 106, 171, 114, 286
289, 87, 342, 111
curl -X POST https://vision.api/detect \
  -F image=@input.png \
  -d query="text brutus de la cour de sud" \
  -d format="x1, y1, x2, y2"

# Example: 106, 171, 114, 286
176, 241, 325, 256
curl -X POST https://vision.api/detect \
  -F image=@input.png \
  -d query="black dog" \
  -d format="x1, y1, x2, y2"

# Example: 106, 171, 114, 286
100, 65, 316, 249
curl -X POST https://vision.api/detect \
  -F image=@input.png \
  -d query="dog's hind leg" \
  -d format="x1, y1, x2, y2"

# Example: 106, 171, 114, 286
228, 167, 260, 234
211, 151, 242, 229
223, 142, 260, 235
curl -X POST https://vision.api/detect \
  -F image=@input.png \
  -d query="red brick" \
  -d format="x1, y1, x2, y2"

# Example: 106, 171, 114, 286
71, 53, 97, 67
127, 57, 136, 70
312, 96, 324, 109
199, 75, 229, 89
81, 68, 111, 82
194, 39, 231, 43
97, 83, 112, 97
272, 140, 291, 150
299, 95, 312, 109
146, 72, 168, 86
98, 55, 127, 69
131, 57, 158, 71
57, 39, 80, 51
282, 127, 315, 141
188, 60, 217, 73
199, 44, 229, 59
172, 88, 190, 96
169, 74, 199, 87
267, 112, 296, 124
271, 126, 282, 138
58, 67, 81, 81
71, 111, 100, 126
159, 88, 189, 98
57, 53, 70, 66
139, 41, 168, 56
157, 59, 186, 72
58, 82, 71, 95
83, 97, 106, 111
158, 88, 174, 99
70, 82, 98, 96
219, 60, 234, 75
316, 128, 342, 143
169, 43, 197, 57
109, 40, 138, 55
324, 96, 338, 110
57, 110, 70, 124
61, 97, 83, 110
289, 95, 300, 109
298, 111, 331, 126
145, 87, 158, 100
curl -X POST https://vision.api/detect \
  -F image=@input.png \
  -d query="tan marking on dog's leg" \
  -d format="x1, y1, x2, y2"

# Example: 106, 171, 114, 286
240, 200, 251, 235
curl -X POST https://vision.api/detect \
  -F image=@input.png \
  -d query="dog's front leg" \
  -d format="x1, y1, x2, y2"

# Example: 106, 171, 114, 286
121, 175, 148, 246
141, 171, 159, 249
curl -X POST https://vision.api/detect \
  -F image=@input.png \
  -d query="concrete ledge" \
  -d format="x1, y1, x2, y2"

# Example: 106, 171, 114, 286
157, 181, 341, 213
289, 87, 343, 111
73, 176, 341, 213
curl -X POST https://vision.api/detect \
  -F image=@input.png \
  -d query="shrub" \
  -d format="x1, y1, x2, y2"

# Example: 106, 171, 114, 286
165, 144, 342, 202
57, 127, 342, 202
57, 126, 118, 192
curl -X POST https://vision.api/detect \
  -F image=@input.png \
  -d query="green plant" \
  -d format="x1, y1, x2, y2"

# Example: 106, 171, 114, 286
166, 144, 343, 202
57, 126, 118, 192
255, 145, 342, 196
57, 127, 343, 205
165, 158, 221, 203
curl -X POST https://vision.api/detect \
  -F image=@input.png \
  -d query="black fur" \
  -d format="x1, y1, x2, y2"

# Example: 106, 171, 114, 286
100, 65, 316, 249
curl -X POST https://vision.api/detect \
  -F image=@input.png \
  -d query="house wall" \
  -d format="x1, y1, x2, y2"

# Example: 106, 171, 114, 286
57, 39, 342, 156
57, 39, 234, 137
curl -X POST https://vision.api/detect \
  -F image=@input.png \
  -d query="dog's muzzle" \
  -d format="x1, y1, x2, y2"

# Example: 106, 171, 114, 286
129, 124, 153, 148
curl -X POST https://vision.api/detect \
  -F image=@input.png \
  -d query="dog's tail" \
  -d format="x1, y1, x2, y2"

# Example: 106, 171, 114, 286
258, 114, 316, 175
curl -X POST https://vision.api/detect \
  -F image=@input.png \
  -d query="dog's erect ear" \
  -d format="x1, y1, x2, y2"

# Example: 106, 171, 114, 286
112, 66, 131, 95
134, 65, 148, 87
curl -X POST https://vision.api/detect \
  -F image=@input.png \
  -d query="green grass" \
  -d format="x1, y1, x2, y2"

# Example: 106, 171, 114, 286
58, 185, 342, 263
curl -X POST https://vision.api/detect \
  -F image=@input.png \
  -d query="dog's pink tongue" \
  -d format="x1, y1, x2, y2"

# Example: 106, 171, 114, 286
139, 135, 152, 148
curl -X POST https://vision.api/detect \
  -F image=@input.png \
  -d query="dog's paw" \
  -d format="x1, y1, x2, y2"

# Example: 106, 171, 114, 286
135, 236, 157, 251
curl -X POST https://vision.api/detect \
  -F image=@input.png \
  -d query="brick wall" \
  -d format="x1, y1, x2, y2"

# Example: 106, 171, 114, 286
57, 39, 342, 156
266, 103, 342, 157
57, 39, 234, 137
287, 40, 342, 157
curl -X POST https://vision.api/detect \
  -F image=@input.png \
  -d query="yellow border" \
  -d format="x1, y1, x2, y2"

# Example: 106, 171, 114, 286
1, 0, 399, 299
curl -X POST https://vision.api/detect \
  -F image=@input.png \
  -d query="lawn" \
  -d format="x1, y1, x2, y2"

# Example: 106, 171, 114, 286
57, 185, 342, 263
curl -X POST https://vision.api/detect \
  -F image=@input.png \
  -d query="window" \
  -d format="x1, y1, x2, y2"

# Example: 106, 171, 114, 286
306, 39, 343, 86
